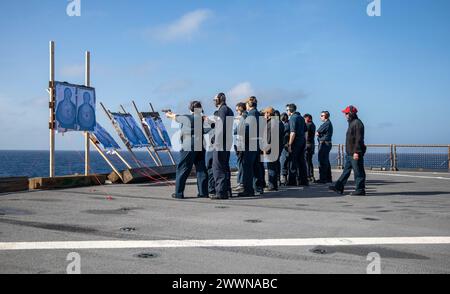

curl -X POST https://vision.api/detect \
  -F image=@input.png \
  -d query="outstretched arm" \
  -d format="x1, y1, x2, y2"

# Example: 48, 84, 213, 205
165, 111, 177, 121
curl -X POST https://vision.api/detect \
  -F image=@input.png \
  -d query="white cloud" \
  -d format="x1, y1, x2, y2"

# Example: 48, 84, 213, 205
128, 61, 158, 76
155, 79, 192, 95
0, 94, 48, 148
60, 64, 84, 78
19, 96, 48, 107
148, 9, 213, 42
226, 82, 307, 109
257, 88, 307, 103
226, 82, 256, 105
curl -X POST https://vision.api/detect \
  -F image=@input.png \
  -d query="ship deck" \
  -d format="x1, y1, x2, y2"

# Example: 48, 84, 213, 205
1, 170, 450, 274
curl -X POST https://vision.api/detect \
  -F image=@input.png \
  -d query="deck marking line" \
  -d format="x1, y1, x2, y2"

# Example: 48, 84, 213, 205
366, 172, 450, 180
1, 237, 450, 251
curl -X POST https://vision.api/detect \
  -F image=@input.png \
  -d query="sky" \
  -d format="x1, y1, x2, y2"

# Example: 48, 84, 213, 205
0, 0, 449, 150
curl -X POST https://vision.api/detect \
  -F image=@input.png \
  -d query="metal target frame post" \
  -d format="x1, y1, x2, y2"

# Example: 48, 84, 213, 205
132, 101, 176, 166
100, 102, 144, 168
88, 127, 136, 183
99, 102, 177, 184
119, 104, 161, 167
150, 102, 176, 165
88, 134, 125, 183
38, 41, 108, 190
48, 42, 94, 178
46, 41, 112, 184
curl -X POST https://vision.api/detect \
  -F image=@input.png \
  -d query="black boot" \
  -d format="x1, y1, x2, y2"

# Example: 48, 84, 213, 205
172, 193, 184, 199
237, 192, 255, 197
329, 186, 344, 195
351, 190, 366, 196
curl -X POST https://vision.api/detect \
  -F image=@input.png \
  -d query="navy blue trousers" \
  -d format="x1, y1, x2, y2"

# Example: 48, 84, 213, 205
175, 150, 208, 197
254, 153, 266, 191
236, 152, 244, 185
318, 142, 332, 182
241, 151, 257, 194
288, 142, 308, 186
212, 151, 232, 197
305, 144, 315, 179
205, 151, 215, 194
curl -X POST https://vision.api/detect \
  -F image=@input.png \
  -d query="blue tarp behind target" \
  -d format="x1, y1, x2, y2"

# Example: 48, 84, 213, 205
54, 82, 96, 133
93, 123, 121, 150
143, 116, 172, 148
112, 113, 149, 148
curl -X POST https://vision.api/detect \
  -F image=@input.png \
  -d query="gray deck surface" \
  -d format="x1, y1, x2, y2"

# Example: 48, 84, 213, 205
1, 170, 449, 274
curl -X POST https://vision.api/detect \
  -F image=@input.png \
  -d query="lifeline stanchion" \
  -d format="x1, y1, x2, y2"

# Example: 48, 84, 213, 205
49, 41, 55, 177
84, 51, 91, 176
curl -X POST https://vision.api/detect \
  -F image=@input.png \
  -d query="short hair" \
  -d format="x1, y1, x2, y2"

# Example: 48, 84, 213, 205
263, 107, 275, 115
246, 96, 258, 108
215, 93, 226, 104
236, 102, 246, 111
304, 113, 313, 120
321, 111, 330, 119
274, 110, 281, 117
286, 104, 297, 113
189, 101, 203, 112
280, 112, 289, 122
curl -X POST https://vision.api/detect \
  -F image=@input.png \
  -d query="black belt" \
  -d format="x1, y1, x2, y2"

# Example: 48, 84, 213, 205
319, 141, 332, 144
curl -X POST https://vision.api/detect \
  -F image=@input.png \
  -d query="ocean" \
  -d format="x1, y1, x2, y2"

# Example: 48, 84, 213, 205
0, 150, 448, 178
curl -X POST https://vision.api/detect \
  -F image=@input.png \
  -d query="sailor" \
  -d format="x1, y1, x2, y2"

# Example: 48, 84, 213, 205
165, 101, 208, 199
246, 96, 265, 195
211, 93, 234, 200
262, 107, 284, 191
234, 102, 248, 191
274, 110, 283, 187
279, 112, 290, 186
304, 114, 316, 182
330, 105, 367, 196
205, 111, 218, 196
286, 103, 309, 186
316, 111, 334, 184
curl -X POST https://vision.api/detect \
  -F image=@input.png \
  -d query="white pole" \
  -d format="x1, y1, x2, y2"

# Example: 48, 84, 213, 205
49, 41, 55, 178
84, 51, 91, 176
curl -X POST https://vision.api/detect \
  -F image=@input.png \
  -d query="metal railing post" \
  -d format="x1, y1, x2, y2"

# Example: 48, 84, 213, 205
448, 145, 450, 171
390, 144, 394, 171
393, 144, 399, 171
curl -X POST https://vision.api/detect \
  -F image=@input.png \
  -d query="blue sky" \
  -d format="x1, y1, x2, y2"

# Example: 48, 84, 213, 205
0, 0, 449, 150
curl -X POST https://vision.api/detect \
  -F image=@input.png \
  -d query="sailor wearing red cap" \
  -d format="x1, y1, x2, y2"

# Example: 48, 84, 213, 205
330, 105, 367, 196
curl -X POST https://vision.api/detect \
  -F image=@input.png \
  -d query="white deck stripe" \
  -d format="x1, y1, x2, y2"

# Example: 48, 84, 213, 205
1, 237, 449, 251
367, 172, 450, 180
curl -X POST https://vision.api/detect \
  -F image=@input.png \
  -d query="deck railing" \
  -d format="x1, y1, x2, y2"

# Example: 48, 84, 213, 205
328, 144, 450, 172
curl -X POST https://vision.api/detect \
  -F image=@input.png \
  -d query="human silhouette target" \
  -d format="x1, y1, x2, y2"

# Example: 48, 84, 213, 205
56, 87, 77, 130
77, 91, 96, 131
54, 82, 96, 133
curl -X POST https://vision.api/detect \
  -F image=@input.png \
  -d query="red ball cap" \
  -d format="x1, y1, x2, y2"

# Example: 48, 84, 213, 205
342, 105, 358, 114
